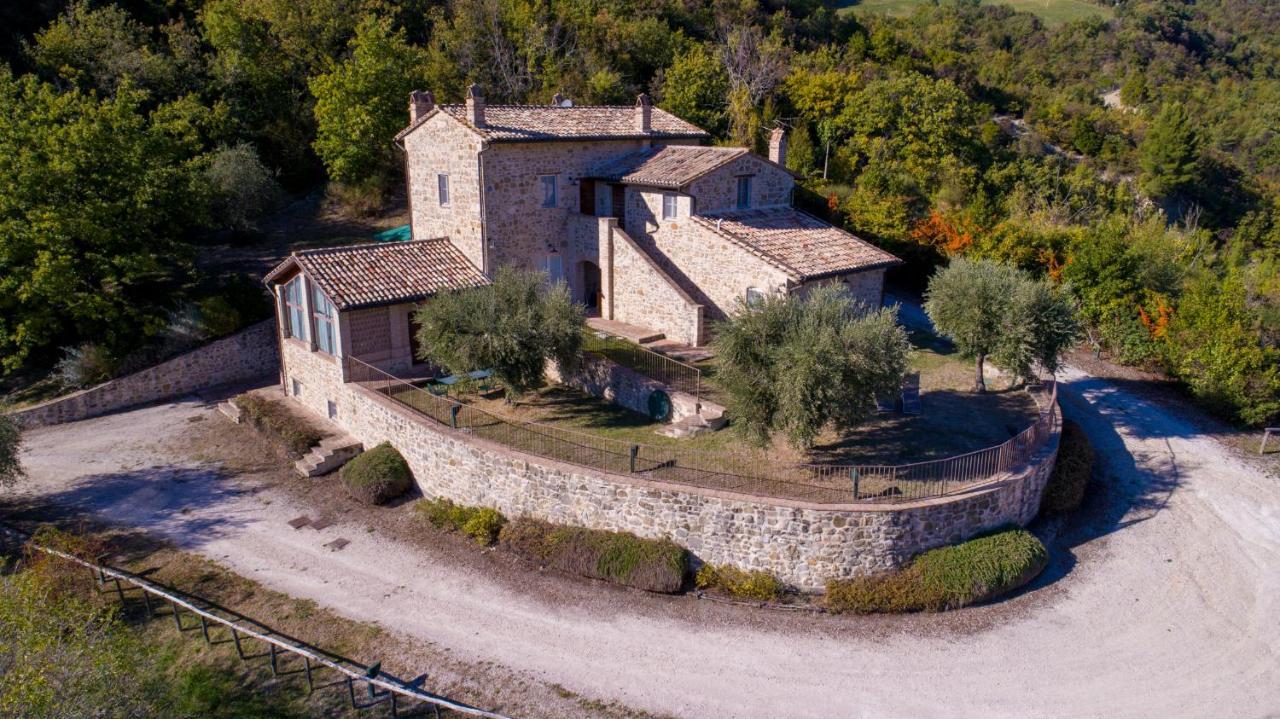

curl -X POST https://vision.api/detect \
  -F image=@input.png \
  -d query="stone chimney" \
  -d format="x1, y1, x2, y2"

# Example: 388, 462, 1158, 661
635, 93, 652, 133
769, 126, 788, 167
466, 83, 485, 127
409, 90, 434, 123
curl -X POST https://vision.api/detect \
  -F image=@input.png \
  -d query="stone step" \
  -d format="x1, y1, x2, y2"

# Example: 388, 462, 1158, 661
294, 438, 363, 478
217, 400, 244, 424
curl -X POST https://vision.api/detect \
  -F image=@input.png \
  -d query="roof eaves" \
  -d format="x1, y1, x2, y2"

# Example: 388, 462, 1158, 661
394, 107, 485, 143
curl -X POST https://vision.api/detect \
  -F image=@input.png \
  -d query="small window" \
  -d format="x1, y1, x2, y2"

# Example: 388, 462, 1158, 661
284, 277, 307, 341
327, 400, 338, 420
662, 193, 678, 220
291, 378, 302, 397
312, 285, 337, 355
543, 254, 564, 285
540, 175, 558, 208
745, 287, 766, 309
437, 173, 449, 206
736, 176, 752, 210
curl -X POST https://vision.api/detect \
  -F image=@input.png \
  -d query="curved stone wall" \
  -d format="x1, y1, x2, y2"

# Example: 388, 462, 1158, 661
283, 341, 1059, 591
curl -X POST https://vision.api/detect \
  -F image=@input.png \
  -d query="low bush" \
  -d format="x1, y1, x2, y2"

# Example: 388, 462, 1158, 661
232, 393, 324, 457
1040, 420, 1094, 514
340, 442, 413, 505
695, 564, 785, 602
414, 497, 506, 545
499, 518, 687, 593
825, 527, 1048, 614
55, 343, 118, 389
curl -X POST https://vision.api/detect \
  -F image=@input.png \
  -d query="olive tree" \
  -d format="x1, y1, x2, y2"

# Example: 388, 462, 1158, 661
413, 268, 584, 397
926, 258, 1080, 391
714, 284, 910, 449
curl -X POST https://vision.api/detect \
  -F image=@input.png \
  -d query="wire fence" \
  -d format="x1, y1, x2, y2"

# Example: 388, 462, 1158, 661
580, 330, 701, 402
347, 357, 1059, 505
0, 524, 511, 719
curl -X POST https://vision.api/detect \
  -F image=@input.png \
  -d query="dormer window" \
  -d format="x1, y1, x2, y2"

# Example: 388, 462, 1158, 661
736, 176, 752, 209
540, 175, 558, 208
662, 193, 678, 220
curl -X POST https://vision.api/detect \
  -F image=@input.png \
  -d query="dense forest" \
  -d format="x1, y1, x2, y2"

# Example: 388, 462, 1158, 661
0, 0, 1277, 425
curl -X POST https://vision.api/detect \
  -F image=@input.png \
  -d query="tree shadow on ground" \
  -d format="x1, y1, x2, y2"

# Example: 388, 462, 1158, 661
1026, 374, 1185, 590
1, 465, 260, 552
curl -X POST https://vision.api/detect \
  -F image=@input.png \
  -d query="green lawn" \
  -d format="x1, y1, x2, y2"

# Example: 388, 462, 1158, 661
835, 0, 1113, 27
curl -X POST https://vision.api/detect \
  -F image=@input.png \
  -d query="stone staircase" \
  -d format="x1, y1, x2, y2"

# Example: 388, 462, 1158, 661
294, 435, 363, 477
655, 402, 727, 439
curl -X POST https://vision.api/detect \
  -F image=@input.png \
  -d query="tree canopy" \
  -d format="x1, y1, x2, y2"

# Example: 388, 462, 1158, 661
714, 285, 910, 449
413, 268, 584, 397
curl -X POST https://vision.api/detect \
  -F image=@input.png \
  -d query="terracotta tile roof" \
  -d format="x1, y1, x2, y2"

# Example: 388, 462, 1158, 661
396, 104, 709, 143
587, 146, 749, 188
264, 239, 488, 310
692, 208, 903, 281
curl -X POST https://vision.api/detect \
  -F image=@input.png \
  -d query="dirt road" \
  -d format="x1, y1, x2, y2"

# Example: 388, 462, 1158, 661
9, 369, 1279, 718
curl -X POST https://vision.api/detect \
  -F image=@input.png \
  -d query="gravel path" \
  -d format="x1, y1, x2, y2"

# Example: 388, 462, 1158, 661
8, 368, 1279, 718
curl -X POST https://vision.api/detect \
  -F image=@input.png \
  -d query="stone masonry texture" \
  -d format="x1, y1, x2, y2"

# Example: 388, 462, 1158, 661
10, 320, 280, 429
282, 338, 1059, 591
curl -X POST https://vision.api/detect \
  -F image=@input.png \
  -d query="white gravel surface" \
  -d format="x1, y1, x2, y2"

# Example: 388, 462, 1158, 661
10, 367, 1280, 718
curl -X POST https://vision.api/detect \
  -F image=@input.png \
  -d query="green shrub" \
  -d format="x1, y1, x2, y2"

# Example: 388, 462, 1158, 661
232, 393, 324, 457
825, 527, 1048, 614
499, 518, 687, 593
413, 498, 506, 545
55, 343, 118, 388
1040, 419, 1094, 514
695, 563, 785, 601
339, 442, 412, 505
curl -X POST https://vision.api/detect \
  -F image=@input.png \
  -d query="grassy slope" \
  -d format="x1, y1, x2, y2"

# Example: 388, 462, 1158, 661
835, 0, 1113, 27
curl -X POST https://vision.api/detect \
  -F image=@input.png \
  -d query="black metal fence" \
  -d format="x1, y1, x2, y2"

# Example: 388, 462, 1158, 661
347, 357, 1059, 505
580, 330, 701, 401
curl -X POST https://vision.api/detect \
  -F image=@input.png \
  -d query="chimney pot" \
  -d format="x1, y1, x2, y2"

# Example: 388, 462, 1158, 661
409, 90, 435, 123
466, 83, 486, 127
635, 93, 652, 134
768, 126, 788, 168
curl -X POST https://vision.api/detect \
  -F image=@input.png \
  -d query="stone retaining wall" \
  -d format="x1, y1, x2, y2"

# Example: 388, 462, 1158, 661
282, 341, 1059, 591
548, 353, 702, 423
9, 321, 280, 429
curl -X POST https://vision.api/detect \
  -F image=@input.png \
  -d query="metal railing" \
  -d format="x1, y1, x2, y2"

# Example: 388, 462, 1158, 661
581, 330, 701, 403
346, 357, 1059, 505
0, 524, 510, 719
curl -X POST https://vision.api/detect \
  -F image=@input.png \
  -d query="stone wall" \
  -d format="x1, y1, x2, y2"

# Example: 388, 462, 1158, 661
549, 353, 700, 423
10, 320, 280, 429
479, 138, 701, 297
403, 114, 486, 272
603, 221, 704, 345
626, 192, 792, 321
281, 340, 1060, 591
686, 153, 793, 213
795, 269, 888, 309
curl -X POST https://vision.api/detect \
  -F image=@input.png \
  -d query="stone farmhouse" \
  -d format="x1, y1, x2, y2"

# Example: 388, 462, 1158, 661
265, 85, 900, 379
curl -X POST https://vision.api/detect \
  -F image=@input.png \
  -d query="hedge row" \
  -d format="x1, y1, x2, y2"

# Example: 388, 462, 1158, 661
233, 393, 323, 457
340, 442, 413, 505
825, 527, 1048, 613
414, 497, 506, 545
499, 518, 687, 593
1040, 419, 1095, 514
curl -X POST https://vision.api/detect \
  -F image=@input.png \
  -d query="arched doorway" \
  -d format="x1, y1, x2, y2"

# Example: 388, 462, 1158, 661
579, 260, 602, 313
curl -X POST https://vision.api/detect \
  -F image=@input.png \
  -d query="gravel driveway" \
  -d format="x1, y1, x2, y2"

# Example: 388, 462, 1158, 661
8, 368, 1279, 718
